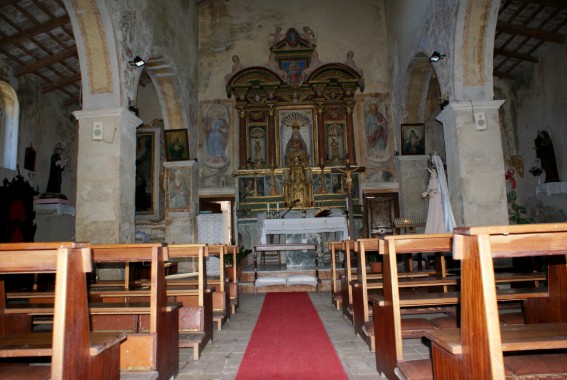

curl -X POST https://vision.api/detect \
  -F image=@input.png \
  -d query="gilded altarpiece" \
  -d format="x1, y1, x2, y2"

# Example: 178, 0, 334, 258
226, 26, 365, 247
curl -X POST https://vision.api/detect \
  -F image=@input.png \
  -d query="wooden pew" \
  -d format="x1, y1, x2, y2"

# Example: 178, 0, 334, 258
0, 242, 125, 379
225, 244, 240, 315
422, 223, 567, 380
328, 241, 345, 310
166, 243, 213, 360
207, 244, 230, 330
89, 243, 179, 380
353, 236, 457, 354
340, 240, 357, 323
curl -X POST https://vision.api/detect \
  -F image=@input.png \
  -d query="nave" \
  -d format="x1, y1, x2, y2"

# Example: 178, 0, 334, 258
175, 291, 431, 380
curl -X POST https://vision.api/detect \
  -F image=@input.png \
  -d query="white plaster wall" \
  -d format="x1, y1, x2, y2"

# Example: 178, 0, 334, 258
137, 81, 163, 123
198, 0, 389, 100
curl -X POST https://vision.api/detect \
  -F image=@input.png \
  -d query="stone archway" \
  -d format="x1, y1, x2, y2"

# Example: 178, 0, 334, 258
0, 81, 19, 171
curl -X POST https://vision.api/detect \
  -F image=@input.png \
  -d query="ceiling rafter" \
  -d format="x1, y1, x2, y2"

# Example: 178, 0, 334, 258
0, 14, 69, 49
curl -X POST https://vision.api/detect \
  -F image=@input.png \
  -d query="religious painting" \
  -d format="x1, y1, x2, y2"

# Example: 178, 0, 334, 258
312, 172, 332, 194
166, 166, 191, 210
247, 125, 266, 167
238, 176, 265, 202
136, 126, 163, 221
355, 94, 394, 165
325, 123, 345, 164
280, 59, 308, 85
401, 124, 425, 155
265, 174, 284, 196
164, 129, 189, 161
278, 108, 314, 167
331, 173, 346, 194
201, 102, 231, 167
199, 101, 235, 192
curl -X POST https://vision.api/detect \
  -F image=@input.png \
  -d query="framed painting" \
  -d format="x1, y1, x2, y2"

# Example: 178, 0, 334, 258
136, 126, 163, 220
164, 129, 189, 161
401, 123, 425, 155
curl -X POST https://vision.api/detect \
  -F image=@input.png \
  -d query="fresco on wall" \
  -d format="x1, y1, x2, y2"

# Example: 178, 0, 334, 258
355, 93, 396, 182
199, 101, 235, 191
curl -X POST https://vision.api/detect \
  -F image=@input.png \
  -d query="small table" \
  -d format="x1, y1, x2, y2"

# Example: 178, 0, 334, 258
253, 243, 319, 289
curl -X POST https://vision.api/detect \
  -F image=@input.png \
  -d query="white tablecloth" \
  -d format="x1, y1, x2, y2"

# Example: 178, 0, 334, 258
260, 217, 348, 244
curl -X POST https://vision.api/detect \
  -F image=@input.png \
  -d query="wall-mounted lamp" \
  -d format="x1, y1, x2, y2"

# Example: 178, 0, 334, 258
429, 51, 446, 63
128, 56, 146, 67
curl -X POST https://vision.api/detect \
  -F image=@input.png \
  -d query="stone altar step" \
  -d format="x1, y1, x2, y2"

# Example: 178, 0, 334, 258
237, 266, 340, 293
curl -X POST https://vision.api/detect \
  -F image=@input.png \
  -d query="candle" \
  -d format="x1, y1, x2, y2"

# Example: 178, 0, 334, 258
267, 203, 270, 212
345, 196, 349, 210
277, 203, 279, 211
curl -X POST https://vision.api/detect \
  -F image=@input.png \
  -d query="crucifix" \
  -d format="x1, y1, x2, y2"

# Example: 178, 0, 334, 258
332, 159, 365, 239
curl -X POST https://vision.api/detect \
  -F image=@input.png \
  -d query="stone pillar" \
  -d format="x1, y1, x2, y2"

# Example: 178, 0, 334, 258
73, 107, 142, 243
164, 160, 199, 244
396, 155, 429, 220
436, 100, 507, 227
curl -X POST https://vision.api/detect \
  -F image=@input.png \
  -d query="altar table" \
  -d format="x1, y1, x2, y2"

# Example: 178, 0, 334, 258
260, 217, 349, 244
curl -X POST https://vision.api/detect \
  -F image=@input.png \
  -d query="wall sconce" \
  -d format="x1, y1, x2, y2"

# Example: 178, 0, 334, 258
128, 56, 146, 67
429, 51, 446, 63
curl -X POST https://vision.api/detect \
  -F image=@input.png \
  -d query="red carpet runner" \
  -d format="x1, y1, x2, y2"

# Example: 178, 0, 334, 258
236, 292, 348, 380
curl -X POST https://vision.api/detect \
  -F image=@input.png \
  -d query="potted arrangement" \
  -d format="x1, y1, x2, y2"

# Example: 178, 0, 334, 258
224, 246, 252, 282
367, 253, 383, 273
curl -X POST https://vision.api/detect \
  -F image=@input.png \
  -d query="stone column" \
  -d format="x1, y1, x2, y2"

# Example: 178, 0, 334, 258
73, 107, 142, 243
436, 100, 507, 226
164, 160, 198, 244
396, 155, 429, 220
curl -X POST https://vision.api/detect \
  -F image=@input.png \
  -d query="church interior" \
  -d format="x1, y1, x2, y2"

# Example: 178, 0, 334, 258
0, 0, 567, 379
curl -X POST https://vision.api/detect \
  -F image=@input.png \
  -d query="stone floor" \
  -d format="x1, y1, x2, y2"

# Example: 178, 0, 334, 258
175, 291, 431, 380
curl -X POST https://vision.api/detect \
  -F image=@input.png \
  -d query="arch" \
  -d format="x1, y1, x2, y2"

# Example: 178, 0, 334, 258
453, 0, 500, 101
62, 0, 122, 109
144, 55, 189, 131
0, 81, 20, 170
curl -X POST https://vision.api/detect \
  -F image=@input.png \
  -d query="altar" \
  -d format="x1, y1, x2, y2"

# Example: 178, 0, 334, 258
260, 216, 348, 267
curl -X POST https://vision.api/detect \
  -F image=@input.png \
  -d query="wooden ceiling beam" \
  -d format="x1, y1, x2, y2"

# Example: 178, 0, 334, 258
515, 0, 567, 10
497, 20, 566, 43
0, 15, 70, 49
493, 70, 517, 80
494, 47, 539, 62
14, 46, 77, 76
40, 73, 80, 93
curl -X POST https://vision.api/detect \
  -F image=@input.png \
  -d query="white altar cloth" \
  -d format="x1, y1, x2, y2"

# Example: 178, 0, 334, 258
260, 217, 348, 244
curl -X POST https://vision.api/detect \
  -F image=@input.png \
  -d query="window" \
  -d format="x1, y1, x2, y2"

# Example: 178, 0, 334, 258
0, 81, 19, 170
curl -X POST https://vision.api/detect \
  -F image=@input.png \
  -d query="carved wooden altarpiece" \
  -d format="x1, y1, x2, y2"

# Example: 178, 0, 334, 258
227, 27, 364, 213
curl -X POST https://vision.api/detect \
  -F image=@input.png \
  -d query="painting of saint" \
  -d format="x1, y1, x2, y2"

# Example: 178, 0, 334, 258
204, 104, 230, 166
365, 102, 388, 155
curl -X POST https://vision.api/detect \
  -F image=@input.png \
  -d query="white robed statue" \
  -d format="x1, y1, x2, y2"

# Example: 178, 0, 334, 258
422, 154, 455, 233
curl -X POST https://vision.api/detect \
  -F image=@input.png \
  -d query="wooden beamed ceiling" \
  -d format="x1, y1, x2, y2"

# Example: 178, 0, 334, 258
0, 0, 566, 108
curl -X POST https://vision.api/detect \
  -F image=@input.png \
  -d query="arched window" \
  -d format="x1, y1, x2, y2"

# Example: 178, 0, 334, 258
0, 81, 19, 170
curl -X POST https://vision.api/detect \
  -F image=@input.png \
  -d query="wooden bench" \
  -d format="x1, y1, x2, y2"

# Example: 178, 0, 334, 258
0, 242, 125, 379
340, 239, 357, 323
328, 241, 345, 310
89, 243, 180, 380
206, 244, 231, 330
421, 223, 567, 380
225, 245, 240, 315
352, 236, 456, 354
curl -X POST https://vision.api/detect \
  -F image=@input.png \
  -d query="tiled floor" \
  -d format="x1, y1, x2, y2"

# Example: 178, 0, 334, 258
175, 291, 431, 380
